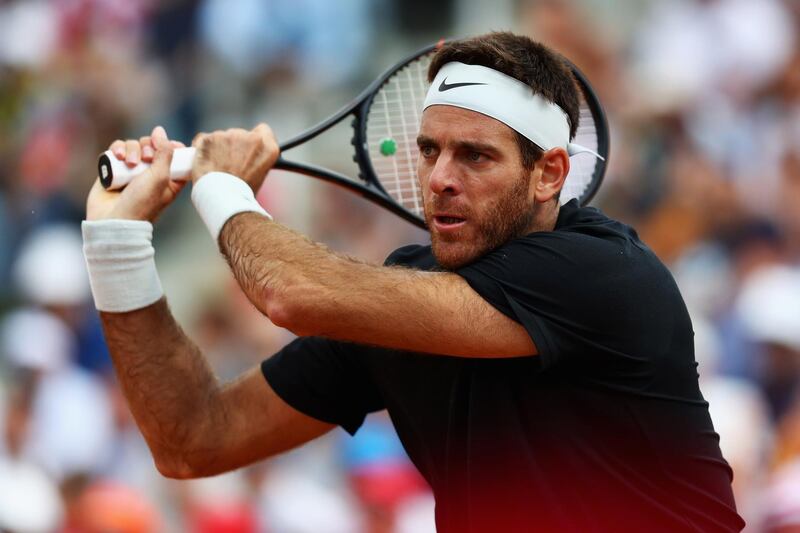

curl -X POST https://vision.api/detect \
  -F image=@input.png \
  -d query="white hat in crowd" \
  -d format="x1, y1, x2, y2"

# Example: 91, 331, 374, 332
735, 265, 800, 351
0, 308, 72, 372
12, 224, 91, 307
0, 458, 64, 533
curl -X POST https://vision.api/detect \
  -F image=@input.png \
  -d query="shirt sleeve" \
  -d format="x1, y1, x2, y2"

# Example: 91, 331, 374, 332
456, 230, 670, 371
261, 336, 385, 435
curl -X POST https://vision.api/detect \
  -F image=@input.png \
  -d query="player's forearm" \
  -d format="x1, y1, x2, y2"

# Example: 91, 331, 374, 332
219, 212, 363, 323
99, 298, 224, 477
219, 212, 529, 356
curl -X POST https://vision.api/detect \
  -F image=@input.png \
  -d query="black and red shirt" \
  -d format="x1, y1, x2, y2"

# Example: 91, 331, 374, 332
262, 200, 744, 532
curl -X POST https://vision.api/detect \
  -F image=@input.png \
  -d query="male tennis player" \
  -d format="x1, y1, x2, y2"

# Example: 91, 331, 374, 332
82, 33, 744, 532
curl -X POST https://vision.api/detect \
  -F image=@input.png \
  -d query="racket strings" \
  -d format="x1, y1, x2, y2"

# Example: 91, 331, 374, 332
376, 90, 405, 208
399, 66, 420, 215
366, 56, 430, 217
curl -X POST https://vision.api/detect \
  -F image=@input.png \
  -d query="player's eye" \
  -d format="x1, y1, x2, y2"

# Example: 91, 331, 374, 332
467, 151, 485, 163
420, 145, 437, 158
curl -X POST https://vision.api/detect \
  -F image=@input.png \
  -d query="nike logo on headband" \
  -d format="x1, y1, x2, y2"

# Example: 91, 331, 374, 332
438, 78, 487, 92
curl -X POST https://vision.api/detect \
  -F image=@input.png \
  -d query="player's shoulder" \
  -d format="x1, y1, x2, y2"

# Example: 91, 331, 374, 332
515, 200, 648, 259
487, 200, 667, 284
553, 200, 640, 243
384, 243, 438, 270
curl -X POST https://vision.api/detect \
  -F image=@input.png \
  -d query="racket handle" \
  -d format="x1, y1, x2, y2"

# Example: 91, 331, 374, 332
98, 147, 197, 190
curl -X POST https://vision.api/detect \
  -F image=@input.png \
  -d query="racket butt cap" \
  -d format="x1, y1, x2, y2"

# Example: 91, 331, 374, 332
98, 152, 114, 189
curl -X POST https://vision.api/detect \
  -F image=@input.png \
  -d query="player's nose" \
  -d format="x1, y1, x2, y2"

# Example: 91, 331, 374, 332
427, 155, 462, 196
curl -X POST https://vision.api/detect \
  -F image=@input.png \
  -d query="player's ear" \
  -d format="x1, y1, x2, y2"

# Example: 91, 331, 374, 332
533, 147, 569, 203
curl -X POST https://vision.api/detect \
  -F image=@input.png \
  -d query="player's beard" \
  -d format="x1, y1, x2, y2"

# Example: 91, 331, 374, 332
426, 171, 536, 270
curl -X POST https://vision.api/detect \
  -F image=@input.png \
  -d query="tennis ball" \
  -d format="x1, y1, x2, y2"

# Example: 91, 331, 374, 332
379, 138, 397, 156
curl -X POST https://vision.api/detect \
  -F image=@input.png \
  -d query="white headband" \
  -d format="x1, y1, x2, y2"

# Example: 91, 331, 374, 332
423, 62, 602, 159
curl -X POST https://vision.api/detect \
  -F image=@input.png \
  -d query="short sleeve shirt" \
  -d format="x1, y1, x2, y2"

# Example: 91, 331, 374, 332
262, 200, 745, 532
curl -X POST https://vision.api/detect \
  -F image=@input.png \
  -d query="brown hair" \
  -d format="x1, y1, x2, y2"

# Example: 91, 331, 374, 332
428, 32, 580, 170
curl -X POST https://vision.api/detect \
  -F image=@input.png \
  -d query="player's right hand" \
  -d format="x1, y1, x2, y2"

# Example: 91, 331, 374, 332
190, 123, 280, 193
86, 126, 187, 222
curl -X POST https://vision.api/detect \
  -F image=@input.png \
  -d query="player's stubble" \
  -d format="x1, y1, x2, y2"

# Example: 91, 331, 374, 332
425, 170, 536, 270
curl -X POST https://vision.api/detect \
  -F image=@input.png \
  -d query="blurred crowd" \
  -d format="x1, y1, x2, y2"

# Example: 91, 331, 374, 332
0, 0, 799, 531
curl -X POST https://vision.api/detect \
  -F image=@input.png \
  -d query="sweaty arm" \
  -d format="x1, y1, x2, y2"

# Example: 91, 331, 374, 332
219, 212, 537, 358
98, 299, 334, 478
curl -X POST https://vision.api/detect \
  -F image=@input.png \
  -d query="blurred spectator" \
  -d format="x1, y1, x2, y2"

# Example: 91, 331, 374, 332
0, 457, 64, 533
257, 438, 363, 533
198, 0, 372, 86
11, 223, 111, 373
342, 413, 433, 533
630, 0, 795, 112
762, 459, 800, 532
0, 308, 114, 480
0, 1, 58, 68
66, 480, 161, 533
735, 265, 800, 421
12, 224, 90, 309
0, 367, 64, 533
694, 312, 773, 528
188, 499, 258, 533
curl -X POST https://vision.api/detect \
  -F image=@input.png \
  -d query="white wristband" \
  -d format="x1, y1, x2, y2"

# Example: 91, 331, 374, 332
191, 172, 271, 242
82, 219, 164, 313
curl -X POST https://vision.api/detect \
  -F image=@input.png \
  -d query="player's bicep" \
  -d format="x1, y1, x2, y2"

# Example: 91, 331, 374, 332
205, 367, 335, 473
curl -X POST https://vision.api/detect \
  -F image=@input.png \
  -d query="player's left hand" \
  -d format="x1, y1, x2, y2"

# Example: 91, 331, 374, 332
190, 123, 280, 193
86, 126, 187, 222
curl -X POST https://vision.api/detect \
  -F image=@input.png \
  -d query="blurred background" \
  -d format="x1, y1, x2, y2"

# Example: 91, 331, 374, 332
1, 0, 799, 531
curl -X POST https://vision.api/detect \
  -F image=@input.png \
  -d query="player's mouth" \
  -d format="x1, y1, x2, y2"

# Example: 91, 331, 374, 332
432, 214, 467, 233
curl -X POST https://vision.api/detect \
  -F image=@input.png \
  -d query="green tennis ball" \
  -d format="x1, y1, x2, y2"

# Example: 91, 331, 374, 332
379, 138, 397, 156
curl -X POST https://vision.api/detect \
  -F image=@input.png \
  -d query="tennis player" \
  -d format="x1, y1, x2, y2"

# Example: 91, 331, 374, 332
82, 32, 744, 532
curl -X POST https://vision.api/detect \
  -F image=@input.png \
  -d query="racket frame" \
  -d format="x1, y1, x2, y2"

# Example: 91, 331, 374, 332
569, 66, 610, 207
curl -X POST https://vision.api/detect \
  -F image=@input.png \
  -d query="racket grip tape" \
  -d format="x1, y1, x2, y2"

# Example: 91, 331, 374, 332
98, 147, 197, 190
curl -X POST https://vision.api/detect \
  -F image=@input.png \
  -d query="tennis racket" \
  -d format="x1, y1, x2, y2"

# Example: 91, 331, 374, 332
98, 42, 610, 229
